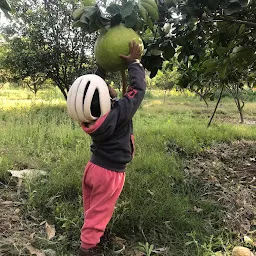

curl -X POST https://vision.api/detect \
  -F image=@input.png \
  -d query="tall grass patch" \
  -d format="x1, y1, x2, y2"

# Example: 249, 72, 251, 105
0, 87, 256, 255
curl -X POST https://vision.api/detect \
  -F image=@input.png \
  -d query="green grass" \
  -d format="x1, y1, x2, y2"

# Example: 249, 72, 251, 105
0, 85, 256, 255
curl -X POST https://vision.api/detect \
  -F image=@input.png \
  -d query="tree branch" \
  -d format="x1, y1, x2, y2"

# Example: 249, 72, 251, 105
212, 17, 256, 28
207, 83, 225, 127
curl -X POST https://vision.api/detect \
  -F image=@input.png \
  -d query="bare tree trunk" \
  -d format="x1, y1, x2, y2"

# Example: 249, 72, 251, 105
229, 84, 245, 124
234, 97, 245, 124
163, 90, 167, 103
193, 90, 209, 108
208, 84, 225, 127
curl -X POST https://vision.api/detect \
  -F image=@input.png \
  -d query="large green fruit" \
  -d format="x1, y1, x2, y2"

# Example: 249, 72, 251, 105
94, 24, 144, 72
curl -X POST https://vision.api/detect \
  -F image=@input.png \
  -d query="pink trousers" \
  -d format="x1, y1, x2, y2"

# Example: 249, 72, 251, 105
80, 161, 125, 249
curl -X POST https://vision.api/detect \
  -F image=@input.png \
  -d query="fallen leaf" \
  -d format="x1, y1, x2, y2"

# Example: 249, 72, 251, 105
26, 245, 46, 256
30, 232, 36, 240
152, 247, 168, 253
45, 222, 56, 240
1, 201, 13, 206
244, 235, 254, 245
39, 221, 46, 226
193, 206, 203, 213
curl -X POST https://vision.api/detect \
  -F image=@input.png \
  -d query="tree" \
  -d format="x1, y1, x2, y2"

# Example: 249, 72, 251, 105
2, 0, 97, 99
148, 0, 256, 124
0, 0, 11, 19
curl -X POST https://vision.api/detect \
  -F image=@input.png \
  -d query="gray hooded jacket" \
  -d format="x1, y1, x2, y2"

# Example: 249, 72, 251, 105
81, 61, 146, 172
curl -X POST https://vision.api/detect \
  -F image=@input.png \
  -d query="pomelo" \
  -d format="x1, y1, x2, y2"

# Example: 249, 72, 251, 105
94, 24, 144, 72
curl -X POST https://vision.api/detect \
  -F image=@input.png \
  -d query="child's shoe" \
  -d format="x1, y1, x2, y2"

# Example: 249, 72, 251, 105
78, 246, 104, 256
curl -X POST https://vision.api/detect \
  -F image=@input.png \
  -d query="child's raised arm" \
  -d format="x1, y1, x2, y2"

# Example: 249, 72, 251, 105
115, 41, 146, 123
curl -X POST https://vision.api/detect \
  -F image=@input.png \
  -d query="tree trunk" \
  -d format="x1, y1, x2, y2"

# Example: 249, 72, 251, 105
194, 90, 209, 108
208, 84, 225, 127
163, 90, 167, 103
234, 97, 245, 124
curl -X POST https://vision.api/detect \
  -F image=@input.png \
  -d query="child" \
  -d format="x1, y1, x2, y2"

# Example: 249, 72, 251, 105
78, 41, 146, 256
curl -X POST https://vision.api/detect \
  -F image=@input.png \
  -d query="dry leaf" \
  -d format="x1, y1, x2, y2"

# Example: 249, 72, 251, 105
193, 206, 203, 213
152, 247, 168, 253
26, 245, 46, 256
244, 235, 254, 245
39, 221, 46, 226
30, 232, 36, 240
1, 201, 13, 206
45, 222, 56, 240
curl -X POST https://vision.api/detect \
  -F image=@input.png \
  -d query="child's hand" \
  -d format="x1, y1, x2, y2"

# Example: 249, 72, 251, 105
119, 40, 143, 65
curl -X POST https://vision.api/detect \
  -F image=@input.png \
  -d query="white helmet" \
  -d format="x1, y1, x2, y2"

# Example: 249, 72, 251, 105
67, 74, 111, 123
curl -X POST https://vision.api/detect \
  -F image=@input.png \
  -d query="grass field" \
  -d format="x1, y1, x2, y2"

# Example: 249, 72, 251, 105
0, 85, 256, 255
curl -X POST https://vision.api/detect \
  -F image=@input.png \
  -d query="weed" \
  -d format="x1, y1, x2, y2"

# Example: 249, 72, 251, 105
138, 242, 155, 256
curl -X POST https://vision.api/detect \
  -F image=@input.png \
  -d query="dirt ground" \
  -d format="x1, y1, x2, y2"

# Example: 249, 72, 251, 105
0, 140, 255, 256
184, 140, 256, 236
0, 186, 43, 255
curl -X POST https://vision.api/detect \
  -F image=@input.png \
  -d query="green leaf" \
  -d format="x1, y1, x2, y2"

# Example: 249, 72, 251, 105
202, 58, 218, 73
73, 20, 84, 27
95, 16, 105, 29
224, 2, 242, 15
1, 7, 11, 19
120, 1, 134, 18
216, 47, 228, 57
160, 42, 175, 60
238, 24, 245, 35
73, 20, 90, 31
207, 0, 220, 10
125, 12, 137, 28
72, 7, 85, 20
185, 241, 194, 246
238, 0, 249, 7
106, 4, 121, 15
0, 0, 11, 11
138, 3, 148, 21
146, 15, 154, 31
98, 15, 110, 26
79, 13, 89, 24
110, 14, 122, 27
82, 0, 96, 6
81, 6, 98, 20
88, 19, 99, 33
219, 61, 228, 79
133, 18, 144, 31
